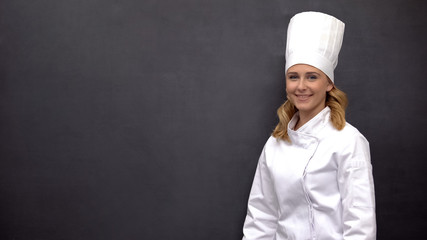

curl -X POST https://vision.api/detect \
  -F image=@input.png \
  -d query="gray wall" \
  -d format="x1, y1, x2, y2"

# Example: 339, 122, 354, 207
1, 0, 426, 239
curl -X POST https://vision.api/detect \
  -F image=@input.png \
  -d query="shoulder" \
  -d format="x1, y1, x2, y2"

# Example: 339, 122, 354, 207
323, 121, 368, 143
322, 121, 370, 157
341, 122, 369, 146
263, 135, 289, 153
264, 135, 282, 149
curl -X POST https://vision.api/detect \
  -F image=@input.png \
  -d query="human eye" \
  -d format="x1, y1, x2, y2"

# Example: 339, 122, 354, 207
307, 75, 318, 81
287, 75, 299, 81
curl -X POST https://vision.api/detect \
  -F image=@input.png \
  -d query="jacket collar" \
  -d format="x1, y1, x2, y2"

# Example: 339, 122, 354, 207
288, 107, 331, 145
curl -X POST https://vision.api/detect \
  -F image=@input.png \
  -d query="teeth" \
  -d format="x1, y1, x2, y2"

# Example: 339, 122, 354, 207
297, 95, 309, 100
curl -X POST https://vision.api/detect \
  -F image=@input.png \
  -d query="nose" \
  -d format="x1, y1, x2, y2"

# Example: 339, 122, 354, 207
296, 78, 306, 91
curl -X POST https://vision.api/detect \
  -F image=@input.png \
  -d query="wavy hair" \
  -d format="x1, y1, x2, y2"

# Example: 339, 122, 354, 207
272, 86, 348, 142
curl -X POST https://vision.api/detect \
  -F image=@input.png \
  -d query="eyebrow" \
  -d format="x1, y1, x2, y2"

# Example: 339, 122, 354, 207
286, 72, 321, 75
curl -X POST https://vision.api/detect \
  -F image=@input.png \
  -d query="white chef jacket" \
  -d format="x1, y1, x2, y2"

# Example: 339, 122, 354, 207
242, 107, 376, 240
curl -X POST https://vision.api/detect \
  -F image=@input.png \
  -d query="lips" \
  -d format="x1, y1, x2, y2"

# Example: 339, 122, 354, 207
296, 94, 312, 101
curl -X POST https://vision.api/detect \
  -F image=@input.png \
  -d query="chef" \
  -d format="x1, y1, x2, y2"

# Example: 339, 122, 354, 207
242, 11, 376, 240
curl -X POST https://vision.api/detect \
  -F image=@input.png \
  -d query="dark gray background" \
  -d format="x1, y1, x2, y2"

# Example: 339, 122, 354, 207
1, 0, 426, 239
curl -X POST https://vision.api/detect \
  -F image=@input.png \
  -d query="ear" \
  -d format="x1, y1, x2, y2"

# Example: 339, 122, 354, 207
326, 80, 334, 92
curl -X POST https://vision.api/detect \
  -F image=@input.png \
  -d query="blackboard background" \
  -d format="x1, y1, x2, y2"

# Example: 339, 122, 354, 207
1, 0, 426, 239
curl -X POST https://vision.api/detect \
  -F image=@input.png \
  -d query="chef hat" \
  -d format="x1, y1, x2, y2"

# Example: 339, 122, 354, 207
285, 12, 345, 82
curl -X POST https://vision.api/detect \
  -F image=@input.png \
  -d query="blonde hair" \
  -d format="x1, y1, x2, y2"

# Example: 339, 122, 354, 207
272, 86, 348, 142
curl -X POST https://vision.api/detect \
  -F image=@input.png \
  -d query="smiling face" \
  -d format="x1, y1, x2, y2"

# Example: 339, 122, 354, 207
286, 64, 333, 119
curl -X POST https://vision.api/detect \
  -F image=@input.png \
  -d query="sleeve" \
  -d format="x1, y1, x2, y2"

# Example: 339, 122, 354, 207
242, 145, 279, 240
337, 133, 376, 240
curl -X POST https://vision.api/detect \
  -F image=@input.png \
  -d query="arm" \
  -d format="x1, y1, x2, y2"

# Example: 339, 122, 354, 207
242, 146, 279, 240
338, 133, 376, 239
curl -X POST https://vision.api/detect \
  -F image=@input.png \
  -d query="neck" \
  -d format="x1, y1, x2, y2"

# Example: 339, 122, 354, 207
294, 107, 326, 130
294, 115, 310, 131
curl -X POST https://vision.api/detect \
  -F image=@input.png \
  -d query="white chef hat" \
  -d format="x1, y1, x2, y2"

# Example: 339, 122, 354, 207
285, 12, 345, 82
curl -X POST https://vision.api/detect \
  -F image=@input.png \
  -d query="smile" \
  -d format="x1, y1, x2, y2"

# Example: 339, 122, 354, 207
296, 94, 312, 101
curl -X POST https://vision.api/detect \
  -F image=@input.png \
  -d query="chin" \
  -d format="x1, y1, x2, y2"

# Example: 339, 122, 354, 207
293, 102, 310, 111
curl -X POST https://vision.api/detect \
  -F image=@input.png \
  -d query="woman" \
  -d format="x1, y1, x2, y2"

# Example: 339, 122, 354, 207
242, 12, 376, 240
